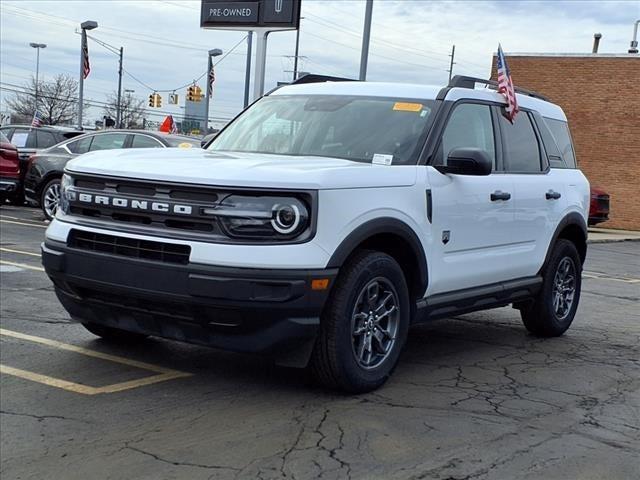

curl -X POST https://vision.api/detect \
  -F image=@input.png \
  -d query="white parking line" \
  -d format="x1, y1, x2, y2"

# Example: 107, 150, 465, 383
0, 260, 44, 272
0, 219, 47, 229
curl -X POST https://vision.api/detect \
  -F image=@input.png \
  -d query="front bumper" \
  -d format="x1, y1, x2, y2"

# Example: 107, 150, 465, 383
42, 239, 337, 362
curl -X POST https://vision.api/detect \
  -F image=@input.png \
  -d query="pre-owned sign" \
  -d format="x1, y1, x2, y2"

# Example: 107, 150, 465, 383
200, 0, 300, 30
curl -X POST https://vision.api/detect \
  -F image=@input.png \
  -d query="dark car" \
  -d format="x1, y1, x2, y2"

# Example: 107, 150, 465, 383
0, 125, 83, 204
200, 130, 220, 148
24, 129, 201, 219
589, 186, 610, 226
0, 132, 21, 204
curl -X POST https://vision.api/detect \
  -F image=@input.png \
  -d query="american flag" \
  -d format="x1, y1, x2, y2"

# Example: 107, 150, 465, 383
82, 30, 91, 79
31, 109, 44, 127
496, 44, 519, 123
208, 66, 215, 96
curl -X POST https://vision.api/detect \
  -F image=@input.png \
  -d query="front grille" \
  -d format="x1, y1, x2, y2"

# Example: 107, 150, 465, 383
68, 229, 191, 264
68, 176, 225, 235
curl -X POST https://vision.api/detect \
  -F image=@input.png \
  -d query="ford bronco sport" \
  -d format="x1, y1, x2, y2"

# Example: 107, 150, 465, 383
42, 76, 589, 393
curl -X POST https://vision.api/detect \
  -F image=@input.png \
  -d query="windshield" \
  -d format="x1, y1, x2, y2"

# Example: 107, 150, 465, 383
208, 95, 435, 165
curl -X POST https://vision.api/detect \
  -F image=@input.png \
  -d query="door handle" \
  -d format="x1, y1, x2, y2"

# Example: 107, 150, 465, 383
490, 190, 511, 201
545, 190, 561, 200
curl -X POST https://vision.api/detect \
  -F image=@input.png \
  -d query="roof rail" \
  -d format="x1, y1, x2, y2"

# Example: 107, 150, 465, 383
448, 75, 549, 101
290, 73, 355, 85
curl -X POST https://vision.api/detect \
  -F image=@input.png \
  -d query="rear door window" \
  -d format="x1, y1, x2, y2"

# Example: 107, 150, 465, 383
544, 118, 577, 168
500, 113, 542, 173
131, 134, 163, 148
36, 130, 58, 149
89, 133, 128, 151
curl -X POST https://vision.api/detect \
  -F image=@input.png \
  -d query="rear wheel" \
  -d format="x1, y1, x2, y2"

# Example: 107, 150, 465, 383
41, 178, 61, 220
310, 250, 410, 393
521, 239, 582, 337
82, 322, 148, 343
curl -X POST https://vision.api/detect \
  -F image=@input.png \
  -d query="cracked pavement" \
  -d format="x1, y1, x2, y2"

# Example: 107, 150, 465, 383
1, 206, 639, 479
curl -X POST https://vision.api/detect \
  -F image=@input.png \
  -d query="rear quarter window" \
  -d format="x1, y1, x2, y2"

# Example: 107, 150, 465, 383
544, 118, 577, 168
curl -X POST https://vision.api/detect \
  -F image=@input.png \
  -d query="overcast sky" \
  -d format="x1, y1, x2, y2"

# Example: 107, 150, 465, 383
1, 0, 638, 128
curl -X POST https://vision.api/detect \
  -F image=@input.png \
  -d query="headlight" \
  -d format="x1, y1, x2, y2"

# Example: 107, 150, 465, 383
204, 195, 309, 240
59, 174, 74, 215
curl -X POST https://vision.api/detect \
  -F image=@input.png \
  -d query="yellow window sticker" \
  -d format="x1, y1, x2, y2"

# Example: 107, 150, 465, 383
178, 142, 193, 149
393, 102, 423, 112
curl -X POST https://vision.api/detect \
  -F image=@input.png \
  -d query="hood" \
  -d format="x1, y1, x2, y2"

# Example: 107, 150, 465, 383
65, 149, 417, 190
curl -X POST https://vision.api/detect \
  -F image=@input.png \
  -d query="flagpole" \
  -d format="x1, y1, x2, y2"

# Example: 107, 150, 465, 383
78, 21, 98, 130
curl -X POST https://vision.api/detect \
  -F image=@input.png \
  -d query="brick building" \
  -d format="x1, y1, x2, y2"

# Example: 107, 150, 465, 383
491, 54, 640, 230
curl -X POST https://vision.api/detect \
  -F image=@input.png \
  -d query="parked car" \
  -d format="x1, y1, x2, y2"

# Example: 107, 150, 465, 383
42, 76, 590, 393
24, 129, 201, 219
0, 125, 83, 204
200, 130, 220, 148
589, 186, 610, 226
0, 132, 20, 204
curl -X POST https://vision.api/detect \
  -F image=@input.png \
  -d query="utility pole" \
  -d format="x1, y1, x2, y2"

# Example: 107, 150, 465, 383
447, 44, 456, 82
359, 0, 374, 81
116, 47, 123, 128
243, 32, 253, 108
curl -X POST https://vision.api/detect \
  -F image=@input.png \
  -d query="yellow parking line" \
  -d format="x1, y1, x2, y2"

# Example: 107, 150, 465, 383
0, 260, 44, 271
0, 219, 47, 229
0, 247, 41, 257
0, 328, 191, 395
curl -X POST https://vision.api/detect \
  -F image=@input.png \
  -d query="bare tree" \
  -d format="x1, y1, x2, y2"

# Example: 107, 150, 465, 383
103, 91, 147, 129
6, 74, 79, 125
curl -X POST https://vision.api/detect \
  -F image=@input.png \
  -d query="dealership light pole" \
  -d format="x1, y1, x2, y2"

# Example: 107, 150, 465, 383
78, 20, 97, 129
204, 48, 223, 133
29, 43, 46, 112
123, 89, 134, 128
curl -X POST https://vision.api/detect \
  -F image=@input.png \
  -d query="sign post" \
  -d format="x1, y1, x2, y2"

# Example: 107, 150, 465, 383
200, 0, 301, 101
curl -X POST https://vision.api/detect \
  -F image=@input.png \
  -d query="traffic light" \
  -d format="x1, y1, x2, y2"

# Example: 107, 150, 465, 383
148, 93, 162, 108
186, 85, 195, 102
194, 85, 203, 101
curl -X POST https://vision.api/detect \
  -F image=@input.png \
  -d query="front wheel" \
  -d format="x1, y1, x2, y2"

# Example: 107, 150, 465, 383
521, 239, 582, 337
41, 178, 61, 220
310, 250, 410, 393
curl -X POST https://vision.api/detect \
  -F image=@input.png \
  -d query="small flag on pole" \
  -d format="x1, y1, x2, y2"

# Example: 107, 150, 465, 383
82, 30, 91, 79
31, 109, 44, 127
496, 44, 519, 123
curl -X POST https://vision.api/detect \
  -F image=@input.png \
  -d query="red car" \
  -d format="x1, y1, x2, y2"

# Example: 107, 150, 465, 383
0, 132, 20, 204
589, 186, 610, 226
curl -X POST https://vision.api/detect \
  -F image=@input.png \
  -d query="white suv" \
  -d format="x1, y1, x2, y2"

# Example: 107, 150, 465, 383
42, 76, 589, 392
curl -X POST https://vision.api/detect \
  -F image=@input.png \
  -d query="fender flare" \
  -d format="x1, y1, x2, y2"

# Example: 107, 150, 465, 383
542, 212, 588, 270
326, 217, 428, 295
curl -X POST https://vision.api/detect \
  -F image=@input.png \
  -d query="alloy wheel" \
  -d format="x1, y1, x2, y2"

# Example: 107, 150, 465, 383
351, 277, 400, 370
43, 181, 61, 219
552, 257, 576, 320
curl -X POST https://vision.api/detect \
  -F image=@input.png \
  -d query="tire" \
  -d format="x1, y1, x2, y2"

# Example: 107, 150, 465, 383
41, 178, 61, 220
310, 250, 410, 393
81, 322, 148, 343
521, 239, 582, 337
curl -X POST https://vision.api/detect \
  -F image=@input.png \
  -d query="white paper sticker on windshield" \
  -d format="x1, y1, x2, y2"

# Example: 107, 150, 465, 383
372, 153, 393, 165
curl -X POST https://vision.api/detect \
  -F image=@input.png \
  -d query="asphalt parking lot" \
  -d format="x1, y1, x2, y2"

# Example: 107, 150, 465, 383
1, 205, 638, 480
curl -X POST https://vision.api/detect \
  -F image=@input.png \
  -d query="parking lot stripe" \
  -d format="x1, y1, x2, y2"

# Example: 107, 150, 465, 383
0, 219, 47, 229
0, 215, 46, 225
0, 260, 44, 272
0, 329, 192, 395
0, 247, 41, 257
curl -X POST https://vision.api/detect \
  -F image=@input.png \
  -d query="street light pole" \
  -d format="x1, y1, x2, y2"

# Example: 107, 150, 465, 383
204, 48, 223, 133
123, 89, 134, 128
78, 20, 97, 130
359, 0, 374, 81
29, 43, 46, 114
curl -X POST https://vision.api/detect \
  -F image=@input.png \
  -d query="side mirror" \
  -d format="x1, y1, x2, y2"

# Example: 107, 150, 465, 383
435, 148, 493, 176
